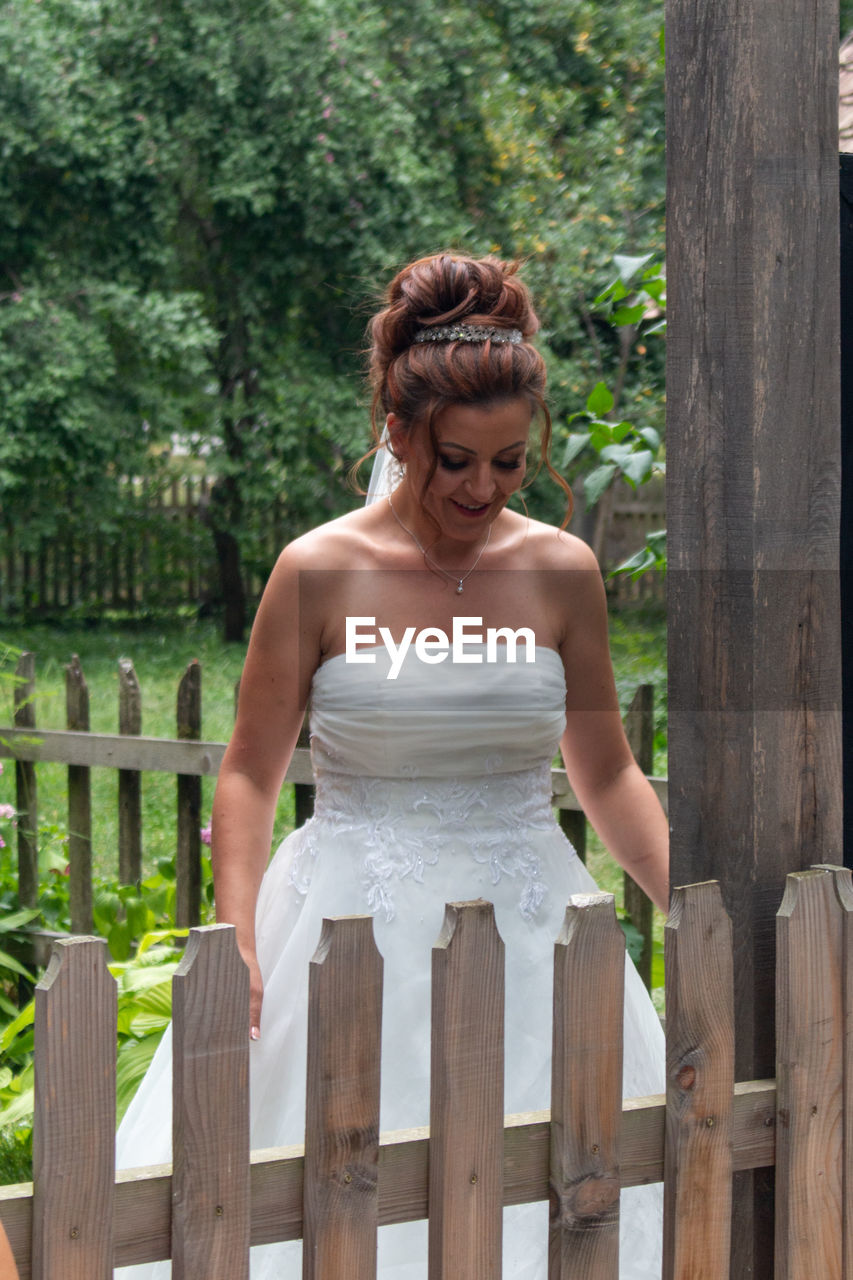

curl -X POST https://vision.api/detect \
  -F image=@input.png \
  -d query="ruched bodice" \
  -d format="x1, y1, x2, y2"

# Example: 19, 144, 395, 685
310, 643, 567, 778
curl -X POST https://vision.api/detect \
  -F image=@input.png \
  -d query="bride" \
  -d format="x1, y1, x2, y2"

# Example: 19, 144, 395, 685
117, 251, 668, 1277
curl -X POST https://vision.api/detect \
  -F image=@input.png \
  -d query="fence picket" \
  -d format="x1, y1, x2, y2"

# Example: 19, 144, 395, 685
32, 938, 116, 1280
65, 655, 93, 933
776, 868, 845, 1279
549, 893, 623, 1278
118, 658, 143, 885
303, 916, 383, 1277
623, 685, 655, 989
176, 660, 202, 929
171, 924, 250, 1278
663, 881, 734, 1277
13, 652, 37, 910
429, 900, 504, 1279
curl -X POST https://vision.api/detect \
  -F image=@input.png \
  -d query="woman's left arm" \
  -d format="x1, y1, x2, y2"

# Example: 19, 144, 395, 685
557, 546, 669, 914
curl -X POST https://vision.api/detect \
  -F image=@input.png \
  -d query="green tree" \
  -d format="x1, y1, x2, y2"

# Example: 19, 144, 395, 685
0, 0, 665, 635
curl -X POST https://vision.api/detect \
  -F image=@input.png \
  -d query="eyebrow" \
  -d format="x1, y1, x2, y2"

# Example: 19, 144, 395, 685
439, 440, 527, 455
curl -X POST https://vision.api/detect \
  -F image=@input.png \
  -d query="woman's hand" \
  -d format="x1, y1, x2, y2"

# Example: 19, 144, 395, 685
243, 948, 264, 1040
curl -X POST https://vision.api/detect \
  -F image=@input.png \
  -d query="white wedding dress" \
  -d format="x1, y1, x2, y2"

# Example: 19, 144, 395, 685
117, 644, 664, 1278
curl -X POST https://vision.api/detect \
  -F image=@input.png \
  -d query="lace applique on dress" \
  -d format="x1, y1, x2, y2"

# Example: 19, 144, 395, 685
288, 762, 561, 922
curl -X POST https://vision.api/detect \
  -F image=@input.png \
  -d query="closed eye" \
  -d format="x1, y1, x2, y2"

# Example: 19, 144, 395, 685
438, 454, 525, 472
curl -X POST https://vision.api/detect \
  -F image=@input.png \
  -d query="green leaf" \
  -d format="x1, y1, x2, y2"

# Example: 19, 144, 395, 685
0, 909, 40, 934
620, 449, 655, 487
599, 443, 635, 467
116, 1035, 163, 1124
637, 426, 660, 451
619, 918, 645, 964
586, 382, 614, 416
0, 948, 34, 983
614, 252, 654, 284
583, 464, 618, 506
611, 303, 647, 326
561, 431, 591, 467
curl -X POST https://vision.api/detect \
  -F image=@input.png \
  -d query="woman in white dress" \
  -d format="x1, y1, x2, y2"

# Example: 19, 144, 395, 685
117, 251, 668, 1277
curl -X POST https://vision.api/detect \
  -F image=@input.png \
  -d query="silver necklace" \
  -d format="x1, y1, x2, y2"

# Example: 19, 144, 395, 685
387, 493, 492, 594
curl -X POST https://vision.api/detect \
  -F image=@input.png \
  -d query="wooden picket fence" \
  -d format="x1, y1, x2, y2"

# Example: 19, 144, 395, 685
0, 865, 850, 1277
0, 653, 666, 987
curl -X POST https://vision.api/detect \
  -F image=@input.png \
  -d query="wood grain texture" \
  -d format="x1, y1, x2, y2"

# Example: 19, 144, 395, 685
303, 916, 383, 1278
2, 1084, 781, 1272
429, 901, 505, 1279
32, 938, 116, 1279
117, 658, 142, 885
663, 882, 734, 1278
665, 0, 841, 1271
13, 653, 37, 910
775, 870, 844, 1279
171, 925, 251, 1279
549, 894, 624, 1278
65, 655, 92, 933
175, 660, 202, 929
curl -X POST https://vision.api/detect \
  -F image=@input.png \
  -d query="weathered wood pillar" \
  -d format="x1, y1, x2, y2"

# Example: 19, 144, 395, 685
666, 0, 841, 1274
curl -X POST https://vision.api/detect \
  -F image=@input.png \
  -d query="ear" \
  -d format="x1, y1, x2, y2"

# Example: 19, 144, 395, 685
385, 413, 409, 463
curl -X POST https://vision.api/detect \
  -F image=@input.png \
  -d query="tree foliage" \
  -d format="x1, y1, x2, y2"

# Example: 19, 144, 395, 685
0, 0, 665, 635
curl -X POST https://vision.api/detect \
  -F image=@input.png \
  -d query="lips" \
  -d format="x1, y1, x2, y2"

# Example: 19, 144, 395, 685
451, 499, 491, 517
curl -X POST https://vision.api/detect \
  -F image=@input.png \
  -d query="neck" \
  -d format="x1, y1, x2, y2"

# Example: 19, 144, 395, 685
390, 481, 494, 563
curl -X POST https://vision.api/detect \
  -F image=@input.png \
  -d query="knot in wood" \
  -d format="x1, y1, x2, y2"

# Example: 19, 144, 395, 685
565, 1174, 620, 1222
676, 1064, 696, 1090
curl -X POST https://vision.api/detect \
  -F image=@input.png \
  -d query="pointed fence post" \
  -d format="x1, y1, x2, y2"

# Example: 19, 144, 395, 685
775, 868, 847, 1280
117, 658, 142, 885
66, 655, 92, 934
429, 900, 504, 1280
303, 916, 383, 1278
549, 893, 623, 1279
13, 651, 37, 910
171, 924, 250, 1279
176, 660, 202, 929
663, 881, 734, 1277
32, 938, 116, 1279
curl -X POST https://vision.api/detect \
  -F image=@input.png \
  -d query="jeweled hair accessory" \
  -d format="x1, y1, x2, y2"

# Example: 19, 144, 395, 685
413, 323, 523, 345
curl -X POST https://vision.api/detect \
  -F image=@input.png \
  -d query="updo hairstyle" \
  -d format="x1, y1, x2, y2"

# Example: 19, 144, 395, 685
363, 252, 572, 521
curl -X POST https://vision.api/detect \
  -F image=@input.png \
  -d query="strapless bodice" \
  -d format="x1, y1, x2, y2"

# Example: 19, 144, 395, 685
309, 644, 567, 779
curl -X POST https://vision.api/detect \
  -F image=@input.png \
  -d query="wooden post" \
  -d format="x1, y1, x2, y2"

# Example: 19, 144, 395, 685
549, 893, 623, 1279
623, 684, 654, 989
303, 917, 383, 1278
13, 652, 37, 910
666, 0, 841, 1270
429, 900, 504, 1279
663, 882, 734, 1277
118, 658, 142, 886
171, 925, 250, 1278
66, 655, 93, 934
32, 938, 116, 1279
176, 660, 202, 929
775, 869, 846, 1279
294, 716, 315, 827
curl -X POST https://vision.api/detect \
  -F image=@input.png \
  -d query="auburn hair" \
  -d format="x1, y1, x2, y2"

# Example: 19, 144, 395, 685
355, 252, 572, 524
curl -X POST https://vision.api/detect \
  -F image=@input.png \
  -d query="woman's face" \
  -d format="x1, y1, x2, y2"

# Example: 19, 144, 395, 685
391, 397, 532, 542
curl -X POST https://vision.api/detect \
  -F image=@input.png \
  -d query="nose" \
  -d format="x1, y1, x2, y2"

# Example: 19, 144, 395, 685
466, 463, 497, 503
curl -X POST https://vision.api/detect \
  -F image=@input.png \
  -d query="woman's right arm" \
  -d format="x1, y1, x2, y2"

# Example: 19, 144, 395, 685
210, 544, 323, 1036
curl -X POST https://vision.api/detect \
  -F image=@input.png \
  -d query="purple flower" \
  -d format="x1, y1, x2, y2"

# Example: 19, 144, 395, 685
200, 824, 212, 846
0, 803, 16, 821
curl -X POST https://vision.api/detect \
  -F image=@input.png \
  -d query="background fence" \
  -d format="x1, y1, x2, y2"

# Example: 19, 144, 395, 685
0, 867, 850, 1277
0, 652, 666, 988
0, 477, 664, 618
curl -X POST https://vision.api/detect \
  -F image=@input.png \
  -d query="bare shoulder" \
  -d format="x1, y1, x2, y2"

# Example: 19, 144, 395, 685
272, 505, 385, 576
512, 515, 600, 574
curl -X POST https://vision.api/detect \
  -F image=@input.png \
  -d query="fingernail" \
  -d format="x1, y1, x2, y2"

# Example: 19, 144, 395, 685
250, 1026, 260, 1041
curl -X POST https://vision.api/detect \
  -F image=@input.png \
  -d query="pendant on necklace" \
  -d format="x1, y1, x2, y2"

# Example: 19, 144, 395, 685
456, 582, 464, 594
